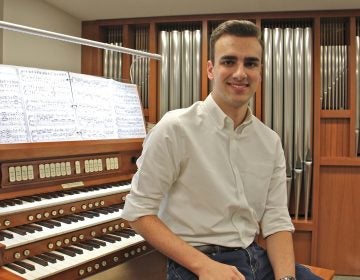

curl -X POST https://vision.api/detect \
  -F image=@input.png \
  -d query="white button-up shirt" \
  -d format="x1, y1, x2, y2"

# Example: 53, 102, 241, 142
122, 94, 294, 248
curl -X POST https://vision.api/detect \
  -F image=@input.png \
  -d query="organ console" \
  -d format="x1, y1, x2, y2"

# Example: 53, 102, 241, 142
0, 138, 157, 280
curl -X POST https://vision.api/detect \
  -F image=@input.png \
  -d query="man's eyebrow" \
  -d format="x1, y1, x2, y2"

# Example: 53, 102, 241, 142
219, 55, 237, 60
245, 57, 261, 62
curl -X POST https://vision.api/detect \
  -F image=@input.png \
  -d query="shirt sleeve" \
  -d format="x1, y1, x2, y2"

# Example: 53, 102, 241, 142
121, 114, 183, 221
260, 137, 295, 238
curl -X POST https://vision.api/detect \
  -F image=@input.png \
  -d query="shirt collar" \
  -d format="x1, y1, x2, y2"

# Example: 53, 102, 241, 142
202, 93, 253, 131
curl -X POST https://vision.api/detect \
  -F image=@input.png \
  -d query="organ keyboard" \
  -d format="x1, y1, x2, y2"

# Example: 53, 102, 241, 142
0, 139, 154, 280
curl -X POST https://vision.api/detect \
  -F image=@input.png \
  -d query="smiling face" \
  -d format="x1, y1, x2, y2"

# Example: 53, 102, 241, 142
207, 34, 262, 122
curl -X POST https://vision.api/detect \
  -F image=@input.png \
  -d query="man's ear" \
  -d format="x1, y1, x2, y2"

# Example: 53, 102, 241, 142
207, 60, 214, 80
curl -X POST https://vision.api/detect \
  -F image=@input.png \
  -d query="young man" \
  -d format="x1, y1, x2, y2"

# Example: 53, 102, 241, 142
121, 20, 321, 280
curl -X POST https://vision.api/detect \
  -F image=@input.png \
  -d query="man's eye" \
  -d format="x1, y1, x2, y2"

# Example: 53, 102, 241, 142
245, 61, 259, 68
221, 60, 235, 66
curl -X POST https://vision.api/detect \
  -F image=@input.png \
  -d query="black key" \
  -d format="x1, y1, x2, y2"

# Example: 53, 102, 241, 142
97, 236, 116, 243
75, 242, 93, 251
112, 231, 130, 238
77, 212, 95, 218
27, 224, 43, 231
106, 234, 122, 241
121, 228, 136, 236
5, 263, 26, 274
72, 214, 85, 221
57, 248, 76, 257
38, 254, 57, 264
43, 252, 64, 261
55, 217, 72, 224
14, 260, 35, 271
29, 256, 48, 266
47, 220, 62, 227
13, 199, 23, 205
93, 208, 110, 215
36, 221, 55, 229
87, 211, 100, 217
8, 227, 27, 236
20, 196, 36, 202
19, 225, 35, 233
0, 235, 3, 241
0, 231, 14, 239
66, 246, 83, 254
4, 200, 16, 206
31, 196, 42, 201
84, 240, 101, 249
88, 239, 106, 247
67, 215, 81, 222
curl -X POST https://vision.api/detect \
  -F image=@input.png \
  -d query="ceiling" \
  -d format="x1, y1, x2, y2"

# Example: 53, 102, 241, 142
44, 0, 360, 21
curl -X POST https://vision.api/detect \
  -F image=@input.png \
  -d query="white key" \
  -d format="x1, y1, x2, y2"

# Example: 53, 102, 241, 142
0, 184, 130, 215
3, 232, 145, 279
2, 209, 123, 249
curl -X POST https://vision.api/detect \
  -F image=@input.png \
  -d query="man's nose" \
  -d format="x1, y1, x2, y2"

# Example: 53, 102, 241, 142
234, 64, 247, 79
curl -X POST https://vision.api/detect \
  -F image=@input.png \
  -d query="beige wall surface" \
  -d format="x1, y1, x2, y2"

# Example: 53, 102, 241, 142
1, 0, 81, 73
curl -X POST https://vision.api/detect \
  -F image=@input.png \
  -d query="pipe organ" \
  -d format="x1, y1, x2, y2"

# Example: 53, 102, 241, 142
0, 62, 157, 279
0, 139, 155, 280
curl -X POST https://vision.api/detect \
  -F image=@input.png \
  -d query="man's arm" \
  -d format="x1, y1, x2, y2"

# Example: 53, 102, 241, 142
129, 215, 245, 280
266, 230, 296, 279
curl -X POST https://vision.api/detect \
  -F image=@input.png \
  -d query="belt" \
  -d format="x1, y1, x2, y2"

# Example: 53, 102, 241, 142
194, 244, 241, 254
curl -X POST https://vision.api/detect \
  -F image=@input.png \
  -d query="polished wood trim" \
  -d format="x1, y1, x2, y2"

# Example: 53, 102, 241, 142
293, 219, 314, 231
81, 21, 103, 76
311, 16, 321, 265
317, 166, 360, 274
0, 268, 24, 280
304, 265, 335, 280
348, 17, 357, 157
320, 110, 351, 118
0, 139, 143, 161
320, 157, 360, 166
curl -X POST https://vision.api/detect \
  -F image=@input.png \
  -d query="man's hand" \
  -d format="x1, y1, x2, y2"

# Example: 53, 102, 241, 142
197, 258, 245, 280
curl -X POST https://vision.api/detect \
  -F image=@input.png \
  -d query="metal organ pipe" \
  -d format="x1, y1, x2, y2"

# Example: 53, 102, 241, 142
283, 28, 294, 206
158, 27, 201, 117
263, 24, 313, 220
272, 28, 284, 141
263, 28, 273, 128
293, 28, 305, 220
169, 30, 182, 110
159, 31, 170, 119
181, 30, 193, 108
303, 28, 313, 219
192, 30, 201, 104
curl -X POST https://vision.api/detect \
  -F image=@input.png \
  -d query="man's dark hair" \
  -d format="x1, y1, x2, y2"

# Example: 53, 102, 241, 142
209, 20, 263, 62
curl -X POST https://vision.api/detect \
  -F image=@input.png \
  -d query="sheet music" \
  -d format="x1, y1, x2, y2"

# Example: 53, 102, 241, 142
110, 80, 146, 138
69, 73, 118, 140
0, 64, 146, 143
0, 65, 28, 143
18, 67, 79, 142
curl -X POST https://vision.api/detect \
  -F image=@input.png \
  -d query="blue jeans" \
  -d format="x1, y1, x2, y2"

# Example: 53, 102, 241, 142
167, 242, 323, 280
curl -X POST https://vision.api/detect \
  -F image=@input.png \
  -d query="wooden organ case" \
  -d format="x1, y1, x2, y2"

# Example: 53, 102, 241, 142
0, 139, 162, 280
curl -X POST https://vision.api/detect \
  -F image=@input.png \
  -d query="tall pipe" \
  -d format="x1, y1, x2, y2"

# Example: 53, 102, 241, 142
169, 30, 181, 110
192, 30, 201, 103
263, 28, 273, 128
158, 31, 170, 118
272, 28, 284, 141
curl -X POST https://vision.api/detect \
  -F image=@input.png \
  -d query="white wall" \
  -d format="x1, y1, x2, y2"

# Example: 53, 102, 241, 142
1, 0, 81, 73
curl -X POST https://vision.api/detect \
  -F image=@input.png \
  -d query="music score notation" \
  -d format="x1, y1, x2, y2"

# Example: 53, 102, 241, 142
0, 64, 146, 144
